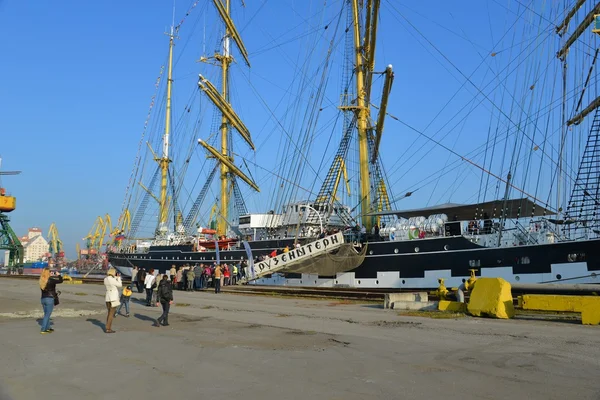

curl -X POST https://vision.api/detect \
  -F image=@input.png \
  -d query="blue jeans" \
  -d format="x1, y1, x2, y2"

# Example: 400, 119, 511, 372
116, 298, 130, 315
41, 297, 54, 332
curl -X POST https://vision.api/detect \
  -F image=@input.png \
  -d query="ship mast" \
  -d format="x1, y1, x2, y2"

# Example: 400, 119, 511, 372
217, 0, 232, 236
197, 0, 258, 237
157, 27, 175, 234
311, 0, 392, 232
351, 0, 372, 230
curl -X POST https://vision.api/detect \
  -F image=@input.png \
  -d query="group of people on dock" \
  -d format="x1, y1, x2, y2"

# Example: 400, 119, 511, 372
37, 266, 174, 335
130, 262, 245, 296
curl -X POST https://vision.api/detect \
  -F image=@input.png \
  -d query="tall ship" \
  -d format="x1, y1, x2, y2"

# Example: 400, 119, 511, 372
107, 1, 600, 289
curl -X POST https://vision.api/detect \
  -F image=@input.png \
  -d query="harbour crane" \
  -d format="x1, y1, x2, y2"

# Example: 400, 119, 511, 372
0, 158, 23, 269
47, 223, 64, 267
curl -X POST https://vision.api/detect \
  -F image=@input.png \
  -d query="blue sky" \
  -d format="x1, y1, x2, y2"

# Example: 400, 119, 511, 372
1, 0, 596, 260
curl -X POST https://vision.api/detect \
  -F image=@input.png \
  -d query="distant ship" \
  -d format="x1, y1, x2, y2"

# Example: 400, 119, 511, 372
109, 1, 600, 289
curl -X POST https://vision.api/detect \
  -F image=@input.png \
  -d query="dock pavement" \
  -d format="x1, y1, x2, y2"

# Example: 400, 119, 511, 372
1, 278, 599, 400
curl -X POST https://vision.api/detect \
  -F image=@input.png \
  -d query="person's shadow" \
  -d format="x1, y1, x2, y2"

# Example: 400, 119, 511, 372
86, 318, 105, 331
130, 298, 147, 305
134, 313, 158, 326
36, 318, 54, 328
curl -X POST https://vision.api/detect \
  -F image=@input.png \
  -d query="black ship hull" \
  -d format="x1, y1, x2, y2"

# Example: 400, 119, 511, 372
108, 235, 600, 289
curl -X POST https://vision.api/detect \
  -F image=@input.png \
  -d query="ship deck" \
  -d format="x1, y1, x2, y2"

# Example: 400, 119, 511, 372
1, 278, 599, 399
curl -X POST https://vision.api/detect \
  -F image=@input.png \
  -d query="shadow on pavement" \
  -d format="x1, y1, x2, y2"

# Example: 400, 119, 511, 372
86, 318, 106, 331
134, 313, 157, 325
35, 318, 54, 328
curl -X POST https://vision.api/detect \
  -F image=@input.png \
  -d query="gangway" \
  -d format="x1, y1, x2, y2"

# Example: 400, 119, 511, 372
240, 232, 363, 282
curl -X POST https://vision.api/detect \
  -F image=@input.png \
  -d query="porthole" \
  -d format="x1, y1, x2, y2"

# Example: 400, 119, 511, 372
335, 280, 338, 284
394, 248, 399, 254
462, 278, 466, 283
414, 247, 420, 253
357, 280, 361, 284
369, 250, 373, 255
300, 281, 303, 284
376, 280, 379, 284
314, 280, 317, 284
515, 276, 520, 281
401, 279, 406, 284
444, 245, 449, 251
556, 274, 562, 280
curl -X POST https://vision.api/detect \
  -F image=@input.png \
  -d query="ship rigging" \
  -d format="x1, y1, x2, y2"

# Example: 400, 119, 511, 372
106, 0, 600, 289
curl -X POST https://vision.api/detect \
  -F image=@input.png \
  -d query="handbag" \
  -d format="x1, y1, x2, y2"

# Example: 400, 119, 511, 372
53, 291, 61, 306
111, 299, 121, 308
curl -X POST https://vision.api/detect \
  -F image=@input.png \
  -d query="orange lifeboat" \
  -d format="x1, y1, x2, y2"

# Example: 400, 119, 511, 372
199, 228, 217, 234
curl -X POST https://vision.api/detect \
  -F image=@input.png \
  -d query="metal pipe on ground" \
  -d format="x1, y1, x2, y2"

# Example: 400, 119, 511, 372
511, 283, 600, 294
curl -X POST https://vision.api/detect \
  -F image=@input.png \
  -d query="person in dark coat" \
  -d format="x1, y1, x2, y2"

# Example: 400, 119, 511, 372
137, 268, 146, 293
156, 275, 174, 327
39, 268, 63, 334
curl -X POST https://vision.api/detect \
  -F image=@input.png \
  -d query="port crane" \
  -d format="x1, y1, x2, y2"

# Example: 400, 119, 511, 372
47, 223, 65, 268
0, 158, 23, 269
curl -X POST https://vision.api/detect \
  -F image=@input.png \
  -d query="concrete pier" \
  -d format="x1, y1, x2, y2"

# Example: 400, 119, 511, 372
1, 279, 599, 399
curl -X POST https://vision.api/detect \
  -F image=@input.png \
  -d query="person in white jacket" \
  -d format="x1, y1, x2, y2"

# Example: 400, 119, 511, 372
104, 268, 122, 333
144, 269, 156, 306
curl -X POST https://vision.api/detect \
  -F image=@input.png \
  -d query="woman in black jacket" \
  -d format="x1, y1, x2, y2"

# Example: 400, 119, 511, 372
155, 275, 173, 327
39, 268, 63, 334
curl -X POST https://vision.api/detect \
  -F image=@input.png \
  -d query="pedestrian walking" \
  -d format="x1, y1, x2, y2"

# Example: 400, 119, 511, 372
220, 263, 226, 288
104, 268, 122, 333
169, 265, 176, 281
232, 264, 238, 285
155, 275, 174, 327
186, 268, 195, 291
39, 267, 63, 334
203, 265, 211, 289
152, 273, 163, 305
137, 268, 146, 293
223, 264, 230, 286
194, 264, 202, 290
176, 267, 183, 290
131, 266, 138, 286
115, 285, 132, 317
144, 269, 156, 306
214, 264, 222, 294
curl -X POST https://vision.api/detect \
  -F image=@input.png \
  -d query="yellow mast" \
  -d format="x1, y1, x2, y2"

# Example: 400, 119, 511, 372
352, 0, 372, 230
157, 28, 175, 233
198, 0, 258, 236
217, 0, 232, 236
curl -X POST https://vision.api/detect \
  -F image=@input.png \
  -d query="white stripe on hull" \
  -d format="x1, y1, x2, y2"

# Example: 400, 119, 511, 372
250, 261, 599, 289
